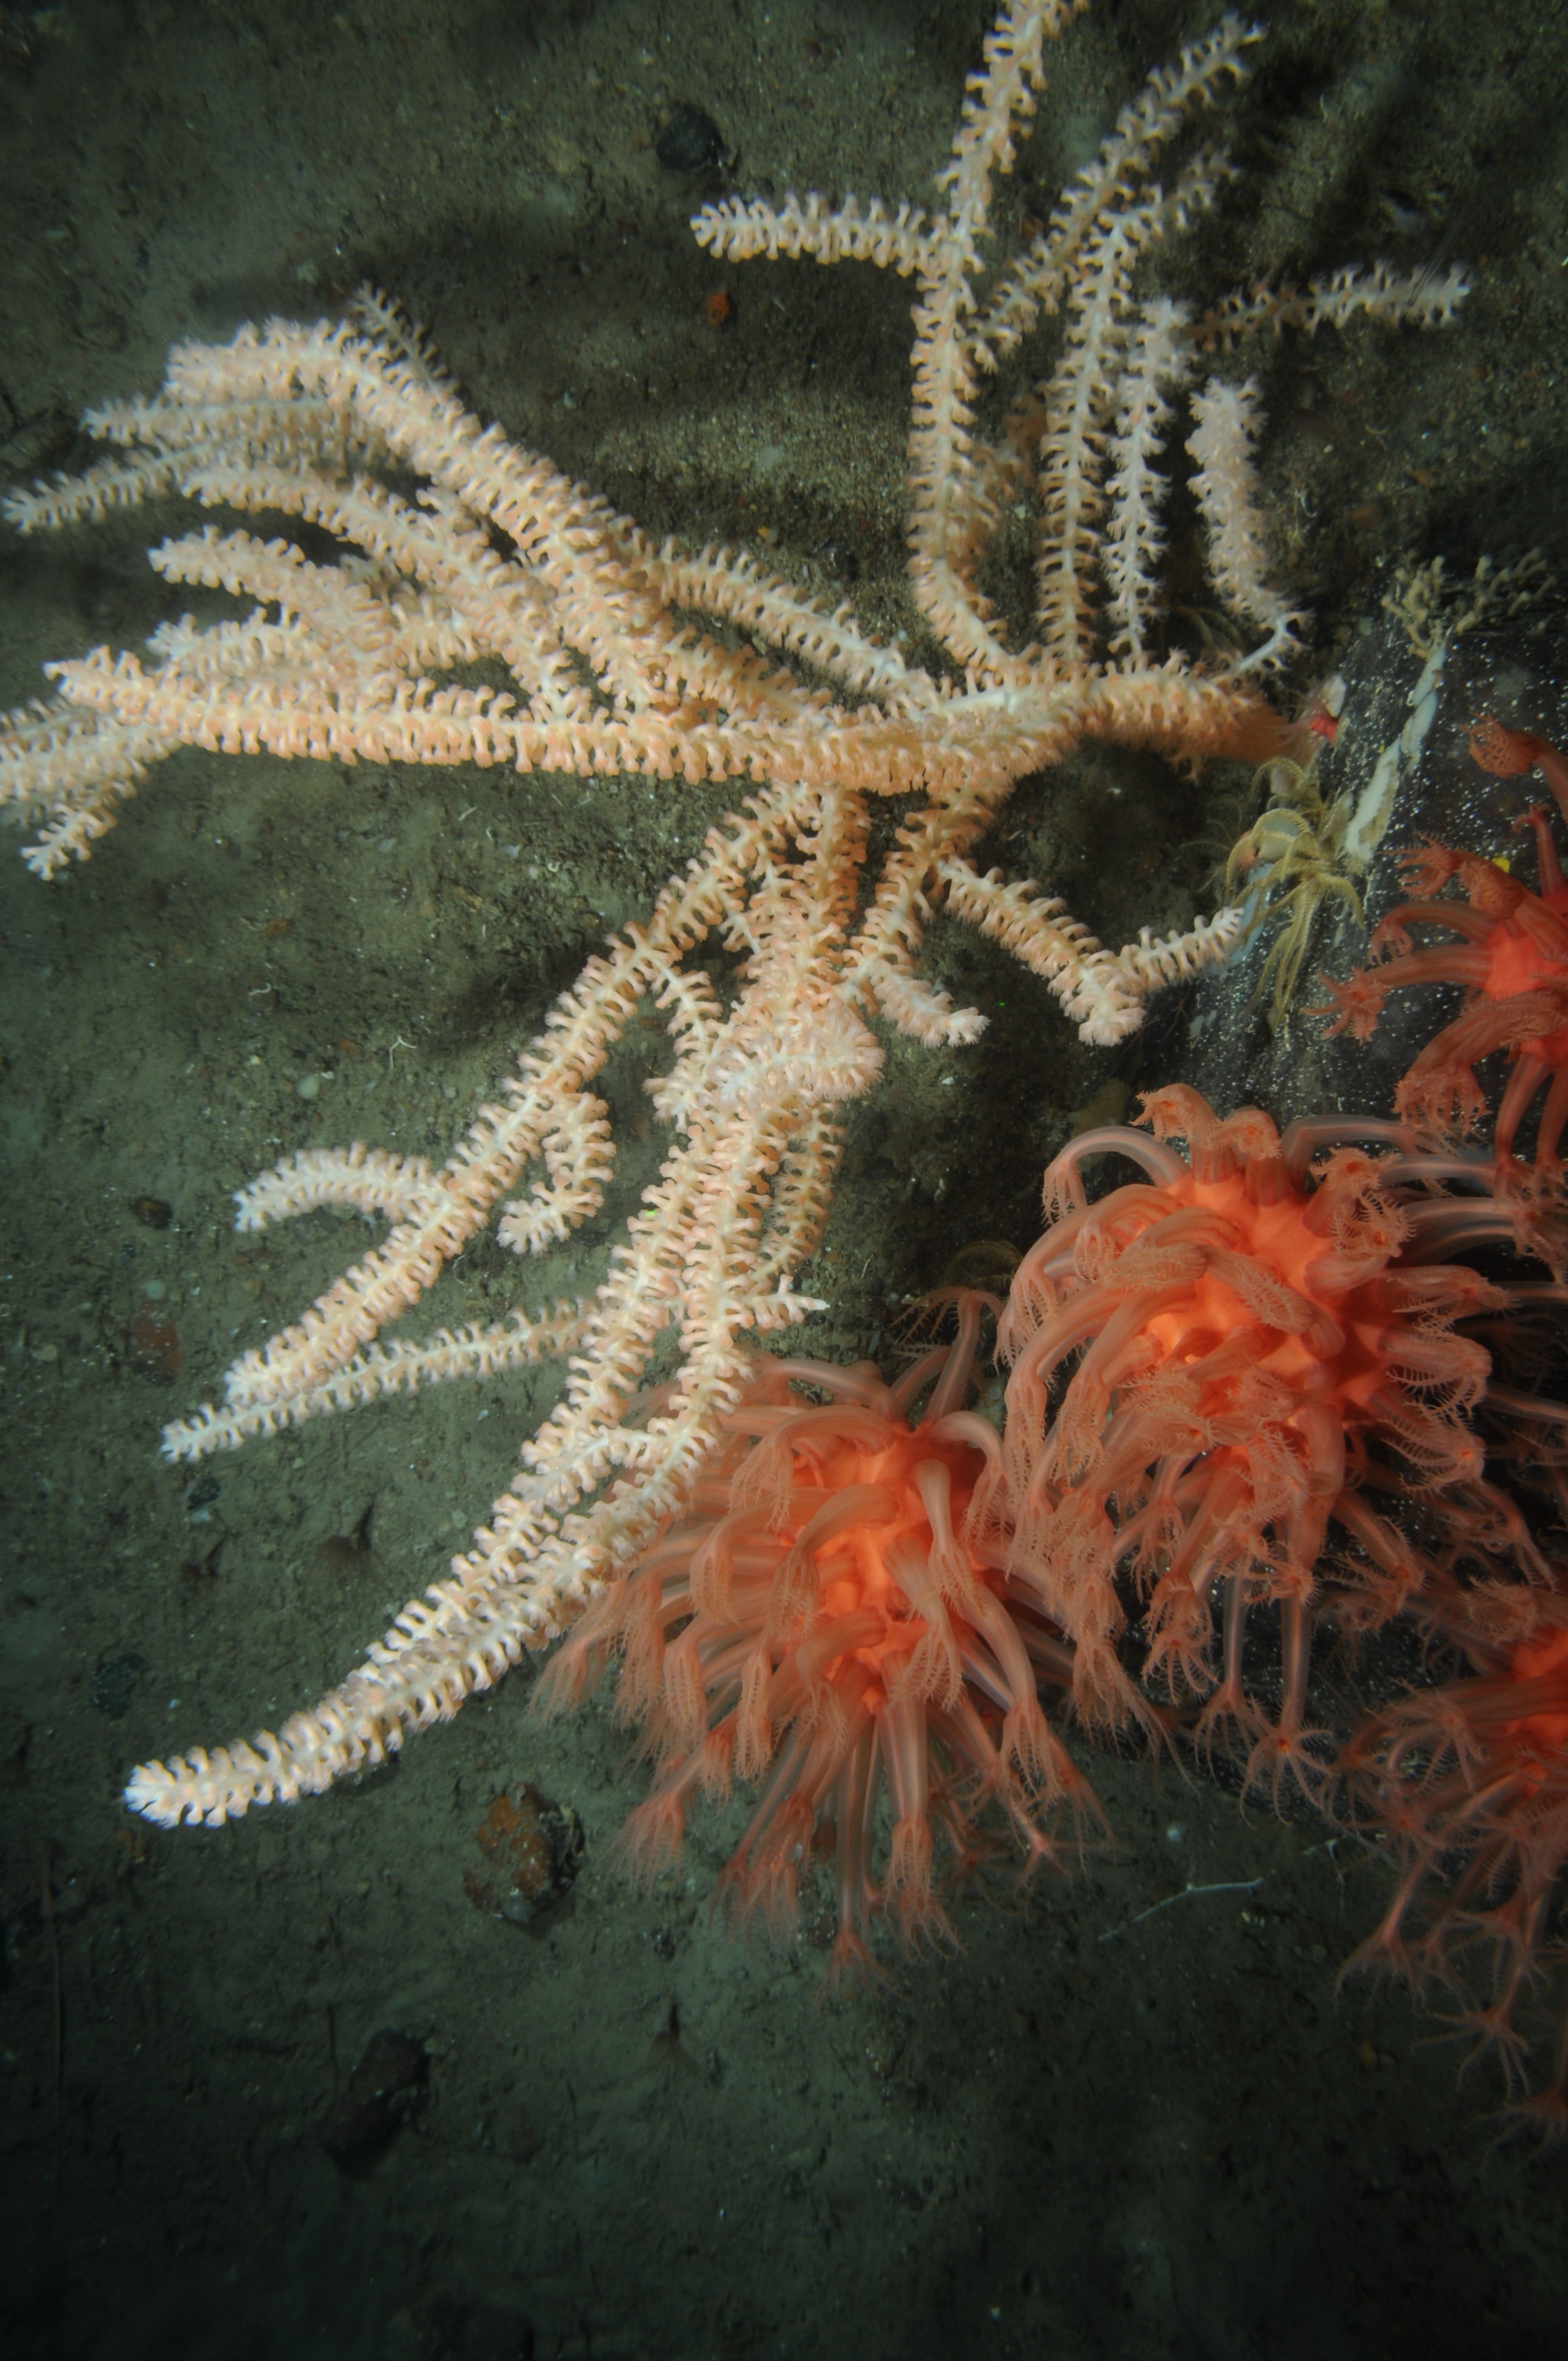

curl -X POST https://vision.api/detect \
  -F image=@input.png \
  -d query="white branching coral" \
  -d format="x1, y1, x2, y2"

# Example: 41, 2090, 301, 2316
0, 3, 1466, 1827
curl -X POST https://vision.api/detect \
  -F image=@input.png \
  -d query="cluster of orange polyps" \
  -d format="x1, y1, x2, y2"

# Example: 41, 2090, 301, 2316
546, 721, 1568, 2132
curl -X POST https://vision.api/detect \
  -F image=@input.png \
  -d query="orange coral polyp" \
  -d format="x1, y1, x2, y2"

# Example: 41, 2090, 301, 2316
1340, 1584, 1568, 2126
1134, 1172, 1391, 1419
1502, 1623, 1568, 1766
1461, 817, 1568, 1075
536, 1298, 1090, 1973
1322, 719, 1568, 1173
998, 1087, 1516, 1792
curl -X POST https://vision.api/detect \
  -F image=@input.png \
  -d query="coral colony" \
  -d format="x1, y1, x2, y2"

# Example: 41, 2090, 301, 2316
4, 1, 1567, 2120
539, 1289, 1095, 1978
1326, 717, 1568, 1179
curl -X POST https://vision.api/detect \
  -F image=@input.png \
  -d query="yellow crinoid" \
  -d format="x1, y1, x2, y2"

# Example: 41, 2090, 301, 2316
1224, 756, 1364, 1031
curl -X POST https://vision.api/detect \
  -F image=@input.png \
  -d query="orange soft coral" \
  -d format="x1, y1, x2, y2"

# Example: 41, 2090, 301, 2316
995, 1086, 1543, 1798
1340, 1581, 1568, 2134
1320, 718, 1568, 1178
536, 1293, 1097, 1974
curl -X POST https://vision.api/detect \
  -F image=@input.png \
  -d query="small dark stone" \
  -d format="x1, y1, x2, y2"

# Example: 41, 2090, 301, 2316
655, 103, 727, 175
90, 1651, 147, 1720
320, 2026, 428, 2166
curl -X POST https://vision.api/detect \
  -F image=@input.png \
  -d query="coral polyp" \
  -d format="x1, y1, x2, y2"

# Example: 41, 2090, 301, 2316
996, 1086, 1544, 1793
537, 1296, 1097, 1972
1341, 1576, 1568, 2132
1322, 719, 1568, 1182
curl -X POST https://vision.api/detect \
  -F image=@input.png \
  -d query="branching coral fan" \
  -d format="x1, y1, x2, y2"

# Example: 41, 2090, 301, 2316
538, 1293, 1099, 1975
1322, 719, 1568, 1183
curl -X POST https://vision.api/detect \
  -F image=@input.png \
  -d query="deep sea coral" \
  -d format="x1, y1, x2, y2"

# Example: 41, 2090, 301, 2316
1340, 1569, 1568, 2131
1321, 719, 1568, 1183
536, 1293, 1098, 1973
542, 1084, 1568, 2000
994, 1086, 1552, 1796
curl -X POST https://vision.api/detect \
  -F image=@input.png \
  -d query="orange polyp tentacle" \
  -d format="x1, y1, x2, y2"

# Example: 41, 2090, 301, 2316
1539, 750, 1568, 845
1533, 1060, 1568, 1166
1242, 1148, 1292, 1208
660, 1622, 710, 1757
765, 1481, 898, 1636
1278, 1591, 1314, 1734
616, 1744, 710, 1884
1193, 1574, 1257, 1746
792, 1606, 886, 1695
1045, 1123, 1188, 1203
1158, 1464, 1251, 1599
1140, 1084, 1227, 1154
1293, 1395, 1347, 1502
1382, 942, 1496, 992
1493, 1052, 1552, 1167
1527, 804, 1568, 899
734, 1647, 775, 1780
1067, 1288, 1190, 1417
689, 1504, 770, 1620
1503, 876, 1568, 965
881, 1688, 931, 1833
1469, 714, 1551, 782
1473, 714, 1568, 836
911, 1456, 966, 1587
1381, 897, 1499, 949
829, 1709, 881, 1971
916, 1287, 995, 1423
1209, 1568, 1246, 1700
1006, 1292, 1115, 1408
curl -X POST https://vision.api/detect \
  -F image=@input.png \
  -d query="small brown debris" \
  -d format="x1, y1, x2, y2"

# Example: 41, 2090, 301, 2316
130, 1195, 172, 1229
464, 1781, 584, 1926
127, 1313, 181, 1381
